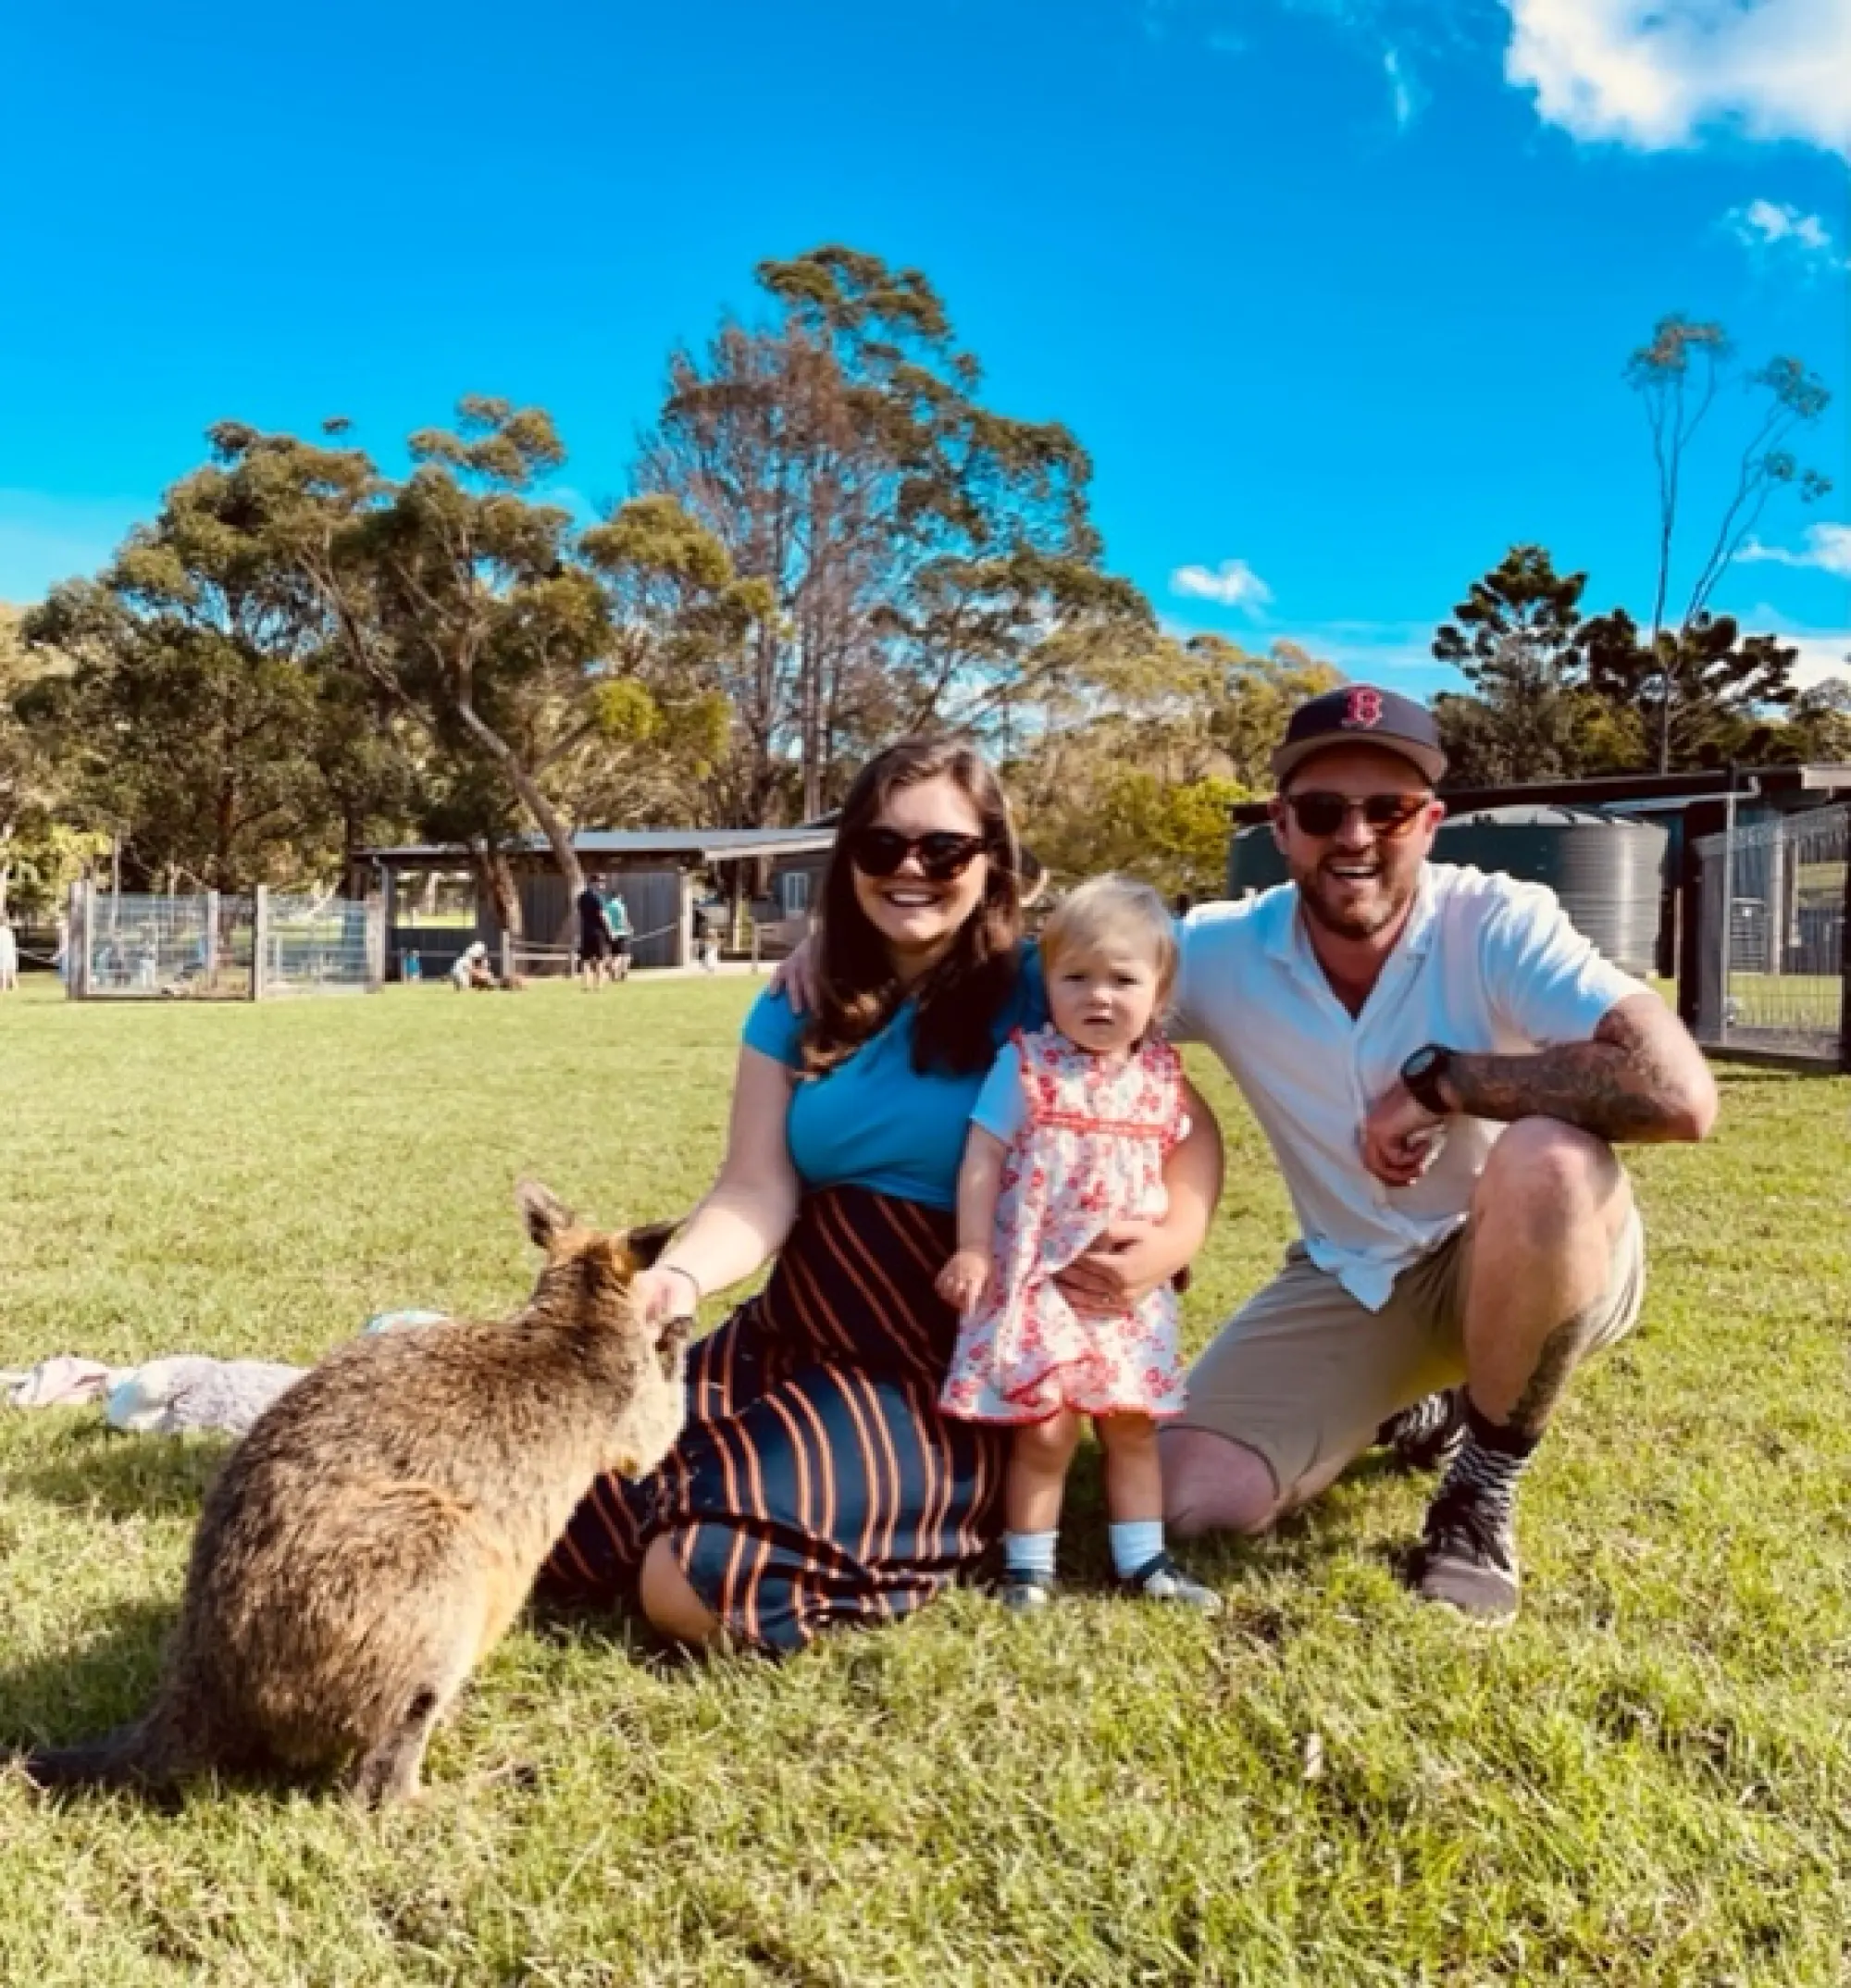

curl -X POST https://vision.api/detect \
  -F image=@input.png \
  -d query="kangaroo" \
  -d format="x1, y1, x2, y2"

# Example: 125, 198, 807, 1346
19, 1182, 687, 1805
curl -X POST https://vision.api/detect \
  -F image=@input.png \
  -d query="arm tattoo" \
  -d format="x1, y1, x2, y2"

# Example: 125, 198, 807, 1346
1446, 999, 1708, 1145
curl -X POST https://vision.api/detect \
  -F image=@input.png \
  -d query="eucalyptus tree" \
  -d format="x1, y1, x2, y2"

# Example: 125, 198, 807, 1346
639, 245, 1149, 820
1626, 316, 1832, 770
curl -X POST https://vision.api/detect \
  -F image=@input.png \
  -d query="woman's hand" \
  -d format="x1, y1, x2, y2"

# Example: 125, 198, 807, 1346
631, 1264, 702, 1330
936, 1247, 991, 1315
1054, 1219, 1190, 1314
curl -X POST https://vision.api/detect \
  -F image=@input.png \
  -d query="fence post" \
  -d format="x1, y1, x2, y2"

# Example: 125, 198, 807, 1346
500, 931, 515, 986
251, 887, 269, 1001
365, 898, 386, 993
205, 889, 220, 989
1839, 827, 1851, 1074
1676, 801, 1726, 1035
68, 879, 89, 1000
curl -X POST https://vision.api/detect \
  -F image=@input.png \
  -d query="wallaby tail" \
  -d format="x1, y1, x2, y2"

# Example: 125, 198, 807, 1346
17, 1710, 185, 1795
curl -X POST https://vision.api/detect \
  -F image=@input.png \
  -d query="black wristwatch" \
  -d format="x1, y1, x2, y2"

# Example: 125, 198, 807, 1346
1400, 1043, 1457, 1115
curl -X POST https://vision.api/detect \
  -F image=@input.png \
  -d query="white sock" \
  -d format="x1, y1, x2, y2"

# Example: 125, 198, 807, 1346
1109, 1519, 1165, 1580
1004, 1529, 1058, 1578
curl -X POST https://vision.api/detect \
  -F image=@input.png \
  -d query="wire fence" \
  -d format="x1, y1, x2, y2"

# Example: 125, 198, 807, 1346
264, 894, 373, 996
67, 887, 381, 1000
1692, 802, 1847, 1064
72, 891, 255, 999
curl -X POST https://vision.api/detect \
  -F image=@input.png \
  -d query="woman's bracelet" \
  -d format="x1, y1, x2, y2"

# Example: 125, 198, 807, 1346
658, 1262, 702, 1308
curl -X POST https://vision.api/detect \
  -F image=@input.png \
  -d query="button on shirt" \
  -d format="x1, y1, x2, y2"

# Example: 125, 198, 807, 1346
1170, 864, 1646, 1311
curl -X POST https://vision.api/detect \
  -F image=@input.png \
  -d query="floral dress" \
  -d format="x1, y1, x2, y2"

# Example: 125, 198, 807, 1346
940, 1026, 1191, 1424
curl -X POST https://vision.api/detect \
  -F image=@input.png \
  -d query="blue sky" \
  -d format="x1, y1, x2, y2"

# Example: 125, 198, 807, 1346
2, 0, 1846, 694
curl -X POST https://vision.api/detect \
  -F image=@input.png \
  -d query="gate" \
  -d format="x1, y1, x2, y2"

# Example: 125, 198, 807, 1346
1690, 802, 1848, 1067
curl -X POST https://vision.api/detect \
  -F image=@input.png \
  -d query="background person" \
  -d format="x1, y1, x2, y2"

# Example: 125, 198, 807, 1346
690, 899, 720, 973
1159, 685, 1718, 1622
603, 885, 634, 981
539, 735, 1224, 1652
576, 876, 615, 988
450, 940, 496, 990
0, 917, 17, 993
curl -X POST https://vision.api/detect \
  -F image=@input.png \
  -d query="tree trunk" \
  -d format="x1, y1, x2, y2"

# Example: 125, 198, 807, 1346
471, 838, 524, 938
451, 698, 586, 899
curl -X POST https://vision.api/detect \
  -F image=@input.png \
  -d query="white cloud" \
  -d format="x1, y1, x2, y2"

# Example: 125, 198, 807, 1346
1725, 197, 1846, 270
1733, 601, 1851, 689
1384, 46, 1425, 128
1171, 557, 1275, 613
1740, 523, 1851, 578
1788, 633, 1851, 689
1503, 0, 1851, 157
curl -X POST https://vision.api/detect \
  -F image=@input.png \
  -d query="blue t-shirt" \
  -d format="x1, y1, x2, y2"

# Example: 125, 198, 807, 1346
741, 951, 1048, 1211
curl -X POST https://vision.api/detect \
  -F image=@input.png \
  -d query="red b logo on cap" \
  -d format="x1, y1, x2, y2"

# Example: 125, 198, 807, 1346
1343, 688, 1384, 729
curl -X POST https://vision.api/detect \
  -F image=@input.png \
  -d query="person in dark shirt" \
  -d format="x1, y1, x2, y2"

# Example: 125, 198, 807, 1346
576, 877, 615, 989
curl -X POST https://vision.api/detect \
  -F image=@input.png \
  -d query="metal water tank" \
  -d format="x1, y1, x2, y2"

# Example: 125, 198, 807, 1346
1435, 806, 1668, 975
1225, 821, 1287, 897
1223, 803, 1669, 975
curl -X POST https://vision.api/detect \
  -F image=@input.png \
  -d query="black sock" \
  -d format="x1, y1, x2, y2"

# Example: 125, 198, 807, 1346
1435, 1397, 1539, 1532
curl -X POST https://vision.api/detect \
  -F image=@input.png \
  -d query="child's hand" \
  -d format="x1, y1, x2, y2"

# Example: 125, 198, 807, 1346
937, 1248, 991, 1314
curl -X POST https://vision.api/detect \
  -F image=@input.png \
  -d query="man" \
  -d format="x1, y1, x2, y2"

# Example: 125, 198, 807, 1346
576, 876, 615, 989
1158, 685, 1716, 1621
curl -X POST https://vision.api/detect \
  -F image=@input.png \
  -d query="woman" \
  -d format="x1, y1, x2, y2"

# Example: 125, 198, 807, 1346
540, 736, 1223, 1651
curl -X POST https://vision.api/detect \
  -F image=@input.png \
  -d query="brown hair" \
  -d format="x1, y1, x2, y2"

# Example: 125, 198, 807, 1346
804, 735, 1025, 1077
1040, 876, 1179, 1011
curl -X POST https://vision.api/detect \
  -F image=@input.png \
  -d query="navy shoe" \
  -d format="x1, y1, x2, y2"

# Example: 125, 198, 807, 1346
1124, 1552, 1223, 1615
1001, 1569, 1056, 1614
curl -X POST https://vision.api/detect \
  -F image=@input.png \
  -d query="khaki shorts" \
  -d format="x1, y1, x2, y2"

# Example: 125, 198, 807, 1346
1179, 1207, 1646, 1500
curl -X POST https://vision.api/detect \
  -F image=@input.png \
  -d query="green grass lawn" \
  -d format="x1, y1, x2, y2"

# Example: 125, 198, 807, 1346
2, 975, 1848, 1985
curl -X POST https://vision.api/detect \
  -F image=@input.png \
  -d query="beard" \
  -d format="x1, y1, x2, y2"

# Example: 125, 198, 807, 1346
1291, 858, 1417, 941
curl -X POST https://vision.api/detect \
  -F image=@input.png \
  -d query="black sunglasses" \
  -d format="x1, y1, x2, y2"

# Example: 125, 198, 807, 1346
848, 826, 988, 881
1281, 790, 1432, 839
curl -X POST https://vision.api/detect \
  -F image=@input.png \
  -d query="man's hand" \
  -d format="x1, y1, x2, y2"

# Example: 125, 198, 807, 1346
936, 1247, 991, 1315
1053, 1220, 1184, 1314
769, 936, 819, 1013
1361, 1080, 1447, 1187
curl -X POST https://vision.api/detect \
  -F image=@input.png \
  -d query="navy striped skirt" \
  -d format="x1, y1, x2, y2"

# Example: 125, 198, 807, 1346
540, 1187, 1011, 1652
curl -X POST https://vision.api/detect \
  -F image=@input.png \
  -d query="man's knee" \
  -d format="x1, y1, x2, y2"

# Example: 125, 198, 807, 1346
1475, 1118, 1622, 1237
1159, 1427, 1279, 1538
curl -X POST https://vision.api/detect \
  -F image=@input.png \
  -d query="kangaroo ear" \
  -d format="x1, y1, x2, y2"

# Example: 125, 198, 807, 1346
622, 1219, 681, 1274
517, 1180, 575, 1252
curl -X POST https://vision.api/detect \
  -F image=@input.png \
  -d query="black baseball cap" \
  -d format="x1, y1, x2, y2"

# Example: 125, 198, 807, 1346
1271, 685, 1447, 787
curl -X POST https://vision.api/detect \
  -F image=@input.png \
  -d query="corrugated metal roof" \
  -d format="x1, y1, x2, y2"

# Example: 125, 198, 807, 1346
358, 825, 837, 864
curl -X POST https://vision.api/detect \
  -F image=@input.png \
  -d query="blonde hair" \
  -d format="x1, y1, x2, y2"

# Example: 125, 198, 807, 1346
1040, 876, 1178, 1007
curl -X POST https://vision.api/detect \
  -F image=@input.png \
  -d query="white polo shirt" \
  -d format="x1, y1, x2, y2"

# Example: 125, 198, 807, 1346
1170, 864, 1646, 1311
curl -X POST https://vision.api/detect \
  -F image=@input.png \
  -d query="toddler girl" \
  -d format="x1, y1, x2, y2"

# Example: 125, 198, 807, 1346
938, 876, 1220, 1614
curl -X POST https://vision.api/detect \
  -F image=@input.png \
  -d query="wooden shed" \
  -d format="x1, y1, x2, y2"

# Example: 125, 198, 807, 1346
355, 826, 838, 978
